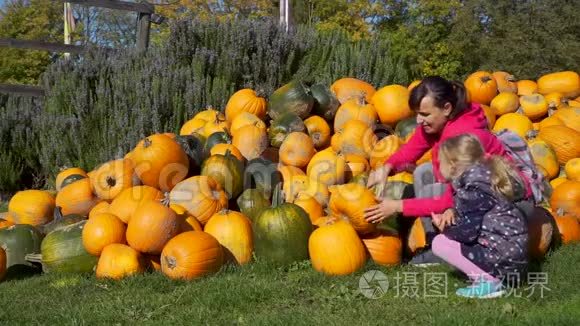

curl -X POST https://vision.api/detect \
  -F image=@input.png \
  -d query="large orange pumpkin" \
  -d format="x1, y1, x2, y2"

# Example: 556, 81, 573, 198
492, 112, 533, 138
88, 201, 110, 219
565, 158, 580, 181
55, 167, 87, 191
90, 159, 135, 201
490, 92, 519, 115
230, 112, 267, 135
210, 144, 244, 162
369, 135, 402, 169
551, 107, 580, 133
306, 148, 347, 187
96, 244, 144, 279
179, 117, 206, 136
481, 104, 496, 129
545, 92, 564, 109
537, 71, 580, 98
553, 214, 580, 244
371, 85, 412, 125
344, 154, 370, 181
7, 190, 55, 226
492, 71, 518, 93
528, 138, 560, 180
126, 201, 181, 254
536, 125, 580, 164
161, 231, 224, 280
517, 80, 538, 96
130, 134, 189, 192
204, 210, 253, 265
550, 181, 580, 217
330, 77, 376, 104
539, 116, 564, 130
225, 88, 267, 122
56, 178, 99, 216
304, 115, 331, 149
361, 231, 403, 266
108, 185, 164, 224
309, 219, 367, 276
331, 120, 376, 159
232, 122, 268, 160
82, 213, 126, 256
550, 177, 568, 190
328, 183, 377, 234
279, 132, 315, 168
282, 175, 329, 206
519, 94, 549, 120
169, 176, 228, 225
464, 71, 498, 105
333, 97, 378, 131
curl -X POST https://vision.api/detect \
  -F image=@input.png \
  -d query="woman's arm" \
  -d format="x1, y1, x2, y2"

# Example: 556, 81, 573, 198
400, 185, 454, 217
385, 125, 432, 174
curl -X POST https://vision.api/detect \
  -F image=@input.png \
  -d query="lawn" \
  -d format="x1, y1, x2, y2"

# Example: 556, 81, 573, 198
1, 243, 579, 325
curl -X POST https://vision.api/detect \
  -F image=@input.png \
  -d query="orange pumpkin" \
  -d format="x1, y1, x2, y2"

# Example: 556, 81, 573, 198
545, 92, 564, 109
536, 125, 580, 164
492, 112, 533, 138
171, 204, 204, 233
528, 138, 560, 180
551, 107, 580, 133
230, 112, 267, 135
202, 116, 229, 138
225, 88, 267, 122
519, 94, 549, 120
108, 185, 164, 224
492, 71, 518, 93
328, 183, 377, 234
56, 167, 87, 191
490, 92, 519, 115
539, 116, 564, 130
464, 71, 498, 105
0, 218, 14, 229
210, 144, 244, 162
309, 219, 367, 276
550, 177, 568, 189
537, 71, 580, 98
553, 214, 580, 244
90, 159, 135, 201
56, 178, 99, 216
330, 77, 376, 104
291, 192, 323, 224
161, 231, 224, 280
279, 132, 315, 168
407, 218, 427, 255
278, 165, 305, 183
333, 97, 378, 131
169, 176, 228, 225
362, 231, 403, 266
565, 158, 580, 181
130, 134, 189, 192
96, 244, 145, 279
407, 80, 422, 92
232, 122, 268, 160
344, 154, 370, 181
331, 120, 376, 159
304, 115, 331, 149
550, 181, 580, 217
527, 207, 555, 259
82, 213, 126, 256
204, 210, 253, 265
517, 80, 538, 96
126, 201, 181, 254
306, 148, 347, 186
7, 190, 55, 226
282, 175, 329, 206
371, 85, 413, 125
481, 104, 496, 129
179, 118, 206, 136
88, 201, 110, 219
369, 135, 402, 169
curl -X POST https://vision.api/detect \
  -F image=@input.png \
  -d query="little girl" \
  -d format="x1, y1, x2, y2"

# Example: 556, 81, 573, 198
431, 133, 529, 299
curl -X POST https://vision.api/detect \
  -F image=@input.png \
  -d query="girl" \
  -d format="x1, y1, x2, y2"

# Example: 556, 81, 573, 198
431, 133, 528, 299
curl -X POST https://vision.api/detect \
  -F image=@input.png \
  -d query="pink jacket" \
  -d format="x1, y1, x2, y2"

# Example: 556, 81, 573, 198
385, 102, 531, 217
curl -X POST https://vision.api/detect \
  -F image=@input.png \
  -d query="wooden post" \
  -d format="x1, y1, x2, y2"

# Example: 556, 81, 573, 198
136, 12, 151, 52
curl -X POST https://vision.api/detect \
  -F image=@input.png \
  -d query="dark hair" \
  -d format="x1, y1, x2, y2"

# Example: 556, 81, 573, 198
409, 76, 468, 118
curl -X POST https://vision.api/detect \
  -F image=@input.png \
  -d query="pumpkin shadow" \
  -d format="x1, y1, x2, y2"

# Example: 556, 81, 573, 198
4, 264, 41, 281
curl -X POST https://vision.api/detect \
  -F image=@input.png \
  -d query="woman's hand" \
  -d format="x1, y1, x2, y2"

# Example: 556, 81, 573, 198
364, 199, 402, 224
431, 209, 456, 231
367, 164, 392, 188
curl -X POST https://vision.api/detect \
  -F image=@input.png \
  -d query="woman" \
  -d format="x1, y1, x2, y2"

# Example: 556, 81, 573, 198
364, 76, 533, 265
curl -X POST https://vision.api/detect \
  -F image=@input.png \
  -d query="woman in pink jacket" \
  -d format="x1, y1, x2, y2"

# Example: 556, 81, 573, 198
364, 76, 533, 266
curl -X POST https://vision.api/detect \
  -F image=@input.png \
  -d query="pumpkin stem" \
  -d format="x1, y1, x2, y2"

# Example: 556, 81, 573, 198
506, 75, 517, 83
160, 192, 171, 207
272, 182, 284, 208
255, 88, 267, 98
526, 130, 539, 140
556, 208, 565, 217
164, 255, 177, 269
143, 137, 152, 148
25, 253, 43, 264
106, 176, 116, 187
53, 206, 64, 222
481, 76, 493, 83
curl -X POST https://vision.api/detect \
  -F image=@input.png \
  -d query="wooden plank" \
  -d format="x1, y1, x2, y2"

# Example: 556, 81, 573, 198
0, 38, 86, 54
0, 84, 45, 97
67, 0, 154, 14
136, 13, 151, 51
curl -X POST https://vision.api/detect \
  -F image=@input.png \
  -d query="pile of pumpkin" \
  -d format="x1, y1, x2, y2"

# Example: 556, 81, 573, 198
0, 70, 579, 281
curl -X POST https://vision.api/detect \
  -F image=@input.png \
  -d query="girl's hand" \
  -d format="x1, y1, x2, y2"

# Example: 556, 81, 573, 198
431, 209, 456, 231
367, 164, 392, 188
364, 199, 402, 224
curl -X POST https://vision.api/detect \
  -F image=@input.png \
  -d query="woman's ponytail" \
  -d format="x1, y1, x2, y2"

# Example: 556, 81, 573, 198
450, 81, 468, 118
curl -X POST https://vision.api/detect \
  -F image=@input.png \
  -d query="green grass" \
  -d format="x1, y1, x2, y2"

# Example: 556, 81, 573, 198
1, 244, 579, 325
0, 202, 7, 213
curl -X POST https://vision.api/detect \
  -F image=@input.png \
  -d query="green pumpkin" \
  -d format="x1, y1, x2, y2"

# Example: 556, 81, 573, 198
268, 80, 314, 120
268, 112, 306, 148
253, 184, 312, 266
174, 134, 205, 175
203, 132, 232, 158
0, 224, 43, 276
310, 84, 340, 122
39, 207, 86, 235
395, 117, 417, 141
237, 189, 270, 221
243, 157, 282, 198
201, 151, 244, 199
60, 174, 87, 189
26, 220, 97, 274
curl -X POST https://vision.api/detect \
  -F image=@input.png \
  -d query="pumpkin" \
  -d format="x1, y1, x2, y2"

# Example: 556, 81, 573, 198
202, 114, 229, 138
551, 107, 580, 133
173, 134, 205, 175
304, 115, 331, 149
539, 116, 564, 130
253, 185, 312, 266
282, 175, 329, 206
204, 210, 253, 265
82, 213, 126, 256
230, 112, 267, 135
330, 77, 376, 104
537, 71, 580, 98
291, 192, 323, 224
161, 231, 224, 280
96, 244, 145, 279
232, 122, 268, 160
180, 118, 206, 136
268, 80, 314, 120
536, 125, 580, 164
310, 84, 340, 121
144, 254, 162, 272
344, 154, 370, 181
528, 139, 560, 180
169, 176, 228, 225
56, 168, 87, 191
479, 105, 495, 129
490, 92, 519, 115
0, 218, 14, 229
279, 132, 315, 168
545, 92, 564, 109
407, 218, 427, 255
307, 148, 347, 186
55, 178, 99, 217
201, 152, 244, 199
244, 157, 282, 198
517, 80, 538, 96
372, 85, 412, 125
278, 165, 305, 182
553, 214, 580, 244
519, 94, 549, 120
362, 230, 403, 266
394, 117, 417, 143
331, 120, 376, 159
334, 97, 378, 131
550, 181, 580, 217
225, 88, 267, 122
88, 201, 110, 219
203, 132, 232, 158
0, 225, 42, 276
565, 158, 580, 181
492, 113, 533, 138
90, 159, 135, 201
328, 183, 377, 234
309, 219, 366, 276
7, 190, 55, 226
550, 177, 568, 189
0, 247, 5, 281
26, 220, 97, 273
210, 144, 244, 162
39, 207, 85, 235
527, 207, 555, 260
130, 134, 189, 192
109, 185, 164, 224
126, 201, 181, 254
408, 80, 422, 92
388, 172, 414, 184
369, 135, 402, 169
492, 71, 518, 93
171, 204, 204, 233
464, 71, 498, 105
268, 111, 306, 148
236, 189, 270, 221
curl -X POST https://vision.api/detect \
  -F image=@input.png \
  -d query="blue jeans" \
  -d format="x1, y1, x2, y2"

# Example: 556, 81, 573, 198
413, 163, 446, 246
